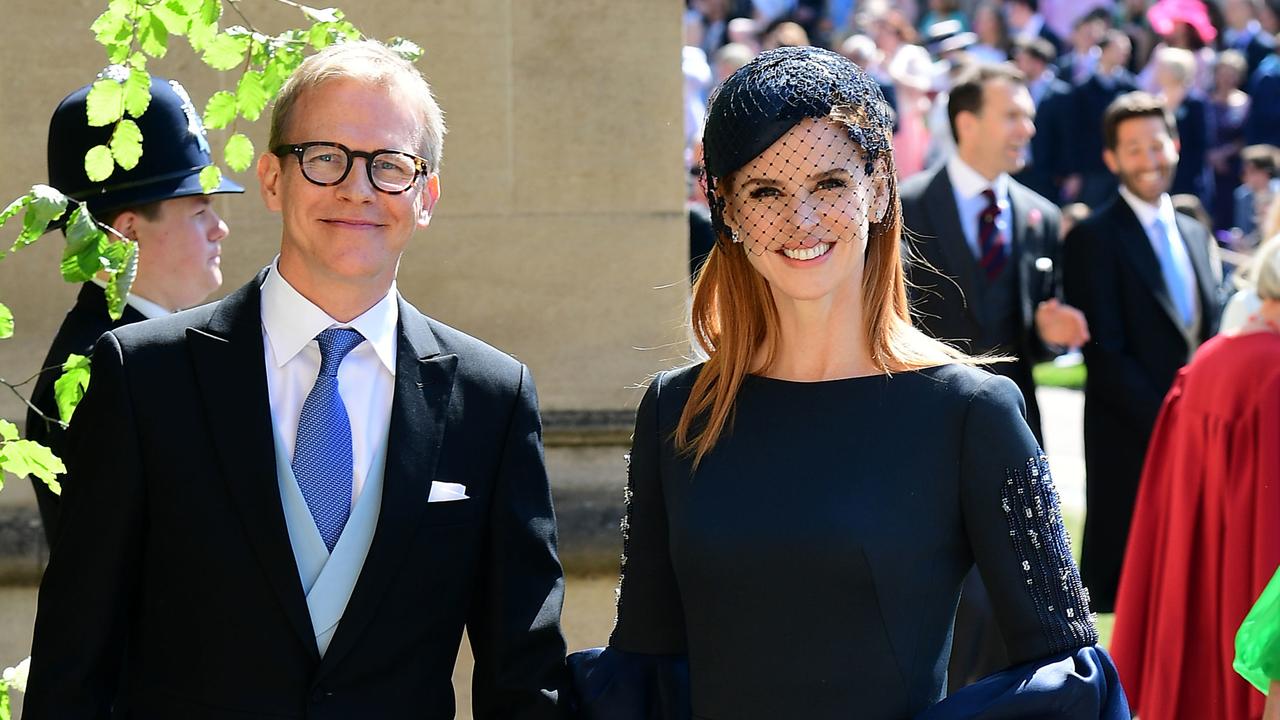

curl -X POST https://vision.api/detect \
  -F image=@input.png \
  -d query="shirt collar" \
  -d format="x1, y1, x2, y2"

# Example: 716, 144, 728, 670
91, 279, 172, 320
1118, 184, 1176, 231
947, 154, 1010, 205
260, 257, 398, 374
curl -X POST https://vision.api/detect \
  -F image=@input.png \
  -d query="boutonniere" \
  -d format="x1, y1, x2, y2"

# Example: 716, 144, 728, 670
1028, 207, 1043, 227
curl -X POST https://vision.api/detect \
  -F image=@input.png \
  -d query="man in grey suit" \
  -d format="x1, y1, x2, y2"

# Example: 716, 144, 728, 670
901, 62, 1088, 442
26, 40, 568, 719
899, 62, 1089, 688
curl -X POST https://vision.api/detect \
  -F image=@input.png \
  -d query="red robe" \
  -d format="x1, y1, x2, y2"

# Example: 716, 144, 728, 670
1111, 331, 1280, 720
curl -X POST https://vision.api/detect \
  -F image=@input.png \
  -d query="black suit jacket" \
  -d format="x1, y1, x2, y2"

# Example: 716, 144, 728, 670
25, 273, 568, 719
900, 164, 1062, 441
25, 283, 146, 544
1062, 195, 1222, 612
1015, 77, 1074, 203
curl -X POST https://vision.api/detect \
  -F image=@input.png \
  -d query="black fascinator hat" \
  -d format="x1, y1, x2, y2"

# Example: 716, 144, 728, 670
700, 45, 895, 245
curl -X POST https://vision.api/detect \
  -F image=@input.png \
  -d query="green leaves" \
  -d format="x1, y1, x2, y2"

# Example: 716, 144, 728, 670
0, 185, 70, 254
224, 133, 254, 172
138, 9, 169, 57
199, 165, 223, 193
387, 37, 424, 62
54, 354, 92, 424
110, 119, 143, 170
236, 71, 268, 121
0, 435, 66, 493
85, 78, 126, 127
0, 304, 12, 340
60, 205, 110, 283
202, 90, 237, 129
0, 419, 66, 492
201, 31, 249, 70
84, 145, 115, 182
102, 238, 138, 320
124, 66, 152, 117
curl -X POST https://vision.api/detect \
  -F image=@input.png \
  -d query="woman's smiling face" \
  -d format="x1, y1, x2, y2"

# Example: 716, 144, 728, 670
723, 117, 887, 304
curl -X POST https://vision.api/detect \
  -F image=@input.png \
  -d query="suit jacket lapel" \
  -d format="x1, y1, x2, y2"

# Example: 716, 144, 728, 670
318, 299, 458, 674
1007, 185, 1034, 328
1112, 199, 1188, 338
185, 272, 320, 662
924, 168, 986, 328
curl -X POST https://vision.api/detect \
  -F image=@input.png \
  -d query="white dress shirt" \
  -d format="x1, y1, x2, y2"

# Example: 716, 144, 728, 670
1118, 185, 1200, 325
259, 259, 397, 506
91, 279, 172, 320
947, 154, 1013, 261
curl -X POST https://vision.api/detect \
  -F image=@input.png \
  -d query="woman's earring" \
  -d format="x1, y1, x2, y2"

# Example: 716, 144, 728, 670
731, 229, 742, 244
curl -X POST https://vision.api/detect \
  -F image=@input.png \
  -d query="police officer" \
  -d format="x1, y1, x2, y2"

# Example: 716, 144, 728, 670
29, 73, 243, 543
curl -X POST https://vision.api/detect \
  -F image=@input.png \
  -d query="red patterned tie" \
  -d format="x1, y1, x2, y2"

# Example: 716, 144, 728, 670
978, 188, 1008, 281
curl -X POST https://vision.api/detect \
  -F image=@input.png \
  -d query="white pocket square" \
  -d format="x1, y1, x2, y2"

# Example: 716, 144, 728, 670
428, 481, 469, 502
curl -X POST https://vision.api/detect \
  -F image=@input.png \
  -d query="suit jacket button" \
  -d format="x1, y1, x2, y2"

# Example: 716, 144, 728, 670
311, 686, 328, 702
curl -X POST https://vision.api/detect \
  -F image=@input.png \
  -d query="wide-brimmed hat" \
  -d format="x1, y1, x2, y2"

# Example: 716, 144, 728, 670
47, 72, 243, 220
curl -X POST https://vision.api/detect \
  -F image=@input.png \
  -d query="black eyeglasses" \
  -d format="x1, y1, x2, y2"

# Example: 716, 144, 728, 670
272, 142, 430, 194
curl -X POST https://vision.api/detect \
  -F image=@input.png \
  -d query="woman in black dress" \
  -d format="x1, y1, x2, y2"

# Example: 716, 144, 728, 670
571, 46, 1127, 720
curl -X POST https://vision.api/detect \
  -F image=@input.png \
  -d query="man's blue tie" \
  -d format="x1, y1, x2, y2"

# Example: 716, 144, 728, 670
1150, 217, 1195, 326
293, 328, 365, 552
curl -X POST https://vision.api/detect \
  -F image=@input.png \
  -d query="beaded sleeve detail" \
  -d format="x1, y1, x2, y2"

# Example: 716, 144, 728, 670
1001, 454, 1098, 653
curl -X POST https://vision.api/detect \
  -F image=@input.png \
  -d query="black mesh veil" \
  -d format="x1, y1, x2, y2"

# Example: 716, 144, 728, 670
700, 46, 897, 258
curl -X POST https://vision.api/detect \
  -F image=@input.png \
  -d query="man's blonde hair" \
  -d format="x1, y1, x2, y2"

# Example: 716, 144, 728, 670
269, 40, 447, 173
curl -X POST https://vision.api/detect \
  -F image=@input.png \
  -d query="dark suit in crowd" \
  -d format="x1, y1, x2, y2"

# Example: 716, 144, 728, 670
1169, 94, 1213, 204
1071, 70, 1138, 207
24, 274, 569, 718
1016, 75, 1075, 203
1063, 195, 1223, 613
901, 164, 1063, 442
25, 284, 146, 543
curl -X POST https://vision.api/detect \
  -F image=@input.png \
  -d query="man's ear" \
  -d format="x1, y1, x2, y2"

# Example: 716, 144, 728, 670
417, 173, 441, 228
1102, 148, 1119, 175
258, 152, 283, 212
111, 210, 139, 241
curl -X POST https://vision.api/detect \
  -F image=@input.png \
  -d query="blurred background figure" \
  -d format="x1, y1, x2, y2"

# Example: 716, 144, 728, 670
968, 1, 1011, 63
713, 41, 757, 84
1013, 36, 1075, 202
760, 19, 810, 49
1152, 46, 1213, 204
1234, 144, 1280, 247
1208, 50, 1253, 232
1111, 233, 1280, 720
726, 16, 762, 53
866, 3, 936, 177
1004, 0, 1064, 55
918, 0, 968, 33
1066, 29, 1137, 207
1223, 0, 1278, 77
1058, 9, 1109, 85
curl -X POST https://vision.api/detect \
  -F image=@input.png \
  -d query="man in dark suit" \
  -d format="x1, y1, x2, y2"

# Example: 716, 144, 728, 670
25, 40, 568, 719
1065, 30, 1138, 208
901, 62, 1089, 689
902, 62, 1088, 443
1064, 91, 1224, 614
1012, 37, 1074, 203
1224, 0, 1278, 77
28, 75, 243, 544
1005, 0, 1065, 55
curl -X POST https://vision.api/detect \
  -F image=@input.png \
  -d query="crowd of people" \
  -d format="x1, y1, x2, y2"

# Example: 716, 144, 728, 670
682, 0, 1279, 717
686, 0, 1280, 249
